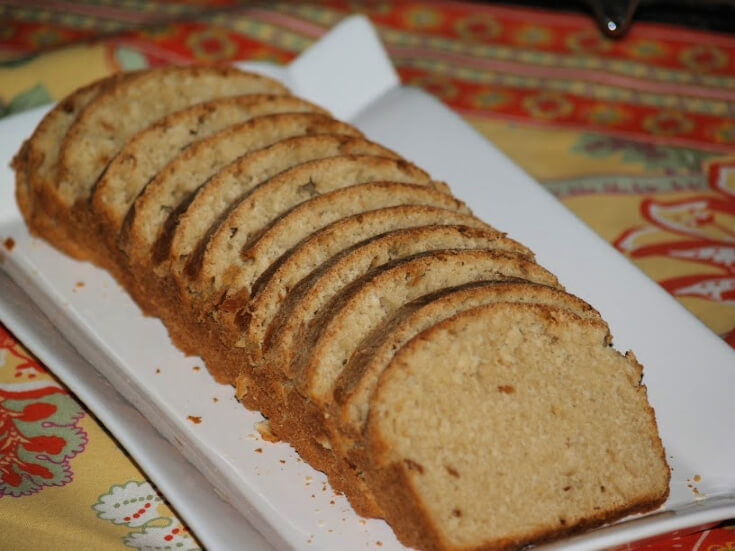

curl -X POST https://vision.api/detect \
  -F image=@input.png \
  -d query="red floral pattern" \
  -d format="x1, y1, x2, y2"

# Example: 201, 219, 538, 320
0, 326, 87, 497
615, 160, 735, 324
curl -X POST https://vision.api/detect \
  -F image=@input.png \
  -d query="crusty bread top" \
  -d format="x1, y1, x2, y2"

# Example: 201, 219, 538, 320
122, 112, 360, 267
56, 65, 289, 208
290, 249, 560, 405
366, 302, 669, 551
92, 94, 326, 237
218, 182, 475, 324
244, 206, 495, 359
15, 75, 106, 219
266, 239, 539, 389
334, 281, 604, 439
167, 134, 397, 281
188, 155, 441, 305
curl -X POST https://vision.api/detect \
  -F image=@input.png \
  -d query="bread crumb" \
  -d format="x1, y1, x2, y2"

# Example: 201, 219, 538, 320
693, 474, 701, 482
497, 384, 515, 394
3, 237, 15, 251
192, 365, 201, 371
255, 448, 263, 453
75, 281, 85, 288
376, 541, 383, 546
279, 459, 286, 464
255, 419, 280, 442
187, 415, 202, 424
212, 397, 218, 403
155, 368, 161, 374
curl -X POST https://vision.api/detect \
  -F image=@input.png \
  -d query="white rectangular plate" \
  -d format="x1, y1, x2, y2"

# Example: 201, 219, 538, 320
1, 15, 734, 551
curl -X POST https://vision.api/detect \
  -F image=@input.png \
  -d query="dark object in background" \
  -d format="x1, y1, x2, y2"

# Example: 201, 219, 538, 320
583, 0, 640, 36
483, 0, 735, 37
584, 0, 735, 37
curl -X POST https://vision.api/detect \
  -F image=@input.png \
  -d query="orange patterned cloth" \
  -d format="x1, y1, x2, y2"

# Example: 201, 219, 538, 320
0, 1, 733, 549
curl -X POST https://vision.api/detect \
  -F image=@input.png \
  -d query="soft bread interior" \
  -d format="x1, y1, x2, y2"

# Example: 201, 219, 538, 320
367, 303, 669, 551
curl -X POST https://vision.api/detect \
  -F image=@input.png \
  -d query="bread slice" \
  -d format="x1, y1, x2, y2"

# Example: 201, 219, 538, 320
50, 66, 288, 261
11, 72, 135, 258
166, 135, 398, 284
365, 303, 670, 551
122, 113, 361, 270
331, 281, 605, 501
218, 182, 478, 340
91, 94, 326, 243
243, 206, 496, 365
185, 155, 446, 313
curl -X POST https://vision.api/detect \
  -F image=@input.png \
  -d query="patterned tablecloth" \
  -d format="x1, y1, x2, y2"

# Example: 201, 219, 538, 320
0, 1, 733, 549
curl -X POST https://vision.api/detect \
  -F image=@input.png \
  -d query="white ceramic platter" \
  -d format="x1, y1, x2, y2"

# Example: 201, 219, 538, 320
1, 15, 734, 551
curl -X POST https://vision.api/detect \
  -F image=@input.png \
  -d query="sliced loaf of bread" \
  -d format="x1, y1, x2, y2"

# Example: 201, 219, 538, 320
13, 68, 670, 550
365, 303, 670, 551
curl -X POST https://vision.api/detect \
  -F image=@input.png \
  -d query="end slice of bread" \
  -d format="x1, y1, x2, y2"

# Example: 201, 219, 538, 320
366, 302, 670, 551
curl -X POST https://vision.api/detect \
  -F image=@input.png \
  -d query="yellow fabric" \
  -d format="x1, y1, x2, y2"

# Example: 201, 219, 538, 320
0, 45, 111, 105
